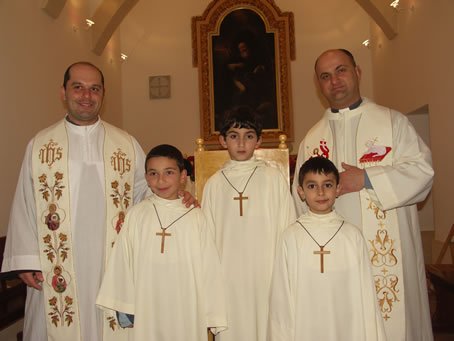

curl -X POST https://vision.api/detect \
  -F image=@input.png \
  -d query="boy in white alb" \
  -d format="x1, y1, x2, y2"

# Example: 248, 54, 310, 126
96, 144, 227, 340
268, 157, 386, 341
202, 106, 296, 341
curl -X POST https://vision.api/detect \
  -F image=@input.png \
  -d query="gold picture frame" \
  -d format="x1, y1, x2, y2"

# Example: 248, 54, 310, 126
192, 0, 295, 144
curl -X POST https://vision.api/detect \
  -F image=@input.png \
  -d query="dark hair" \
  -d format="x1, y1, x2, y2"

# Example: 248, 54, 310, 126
314, 49, 357, 70
298, 157, 339, 186
63, 62, 105, 89
145, 144, 184, 172
220, 105, 262, 138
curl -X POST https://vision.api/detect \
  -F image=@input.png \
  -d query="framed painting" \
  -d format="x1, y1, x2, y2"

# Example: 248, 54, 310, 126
192, 0, 295, 144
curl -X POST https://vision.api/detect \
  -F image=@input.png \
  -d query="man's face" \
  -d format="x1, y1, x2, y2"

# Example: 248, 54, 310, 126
315, 50, 361, 109
219, 127, 262, 161
60, 64, 104, 126
238, 42, 249, 59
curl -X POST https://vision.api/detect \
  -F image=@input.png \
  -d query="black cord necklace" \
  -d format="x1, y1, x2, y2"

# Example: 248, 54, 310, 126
153, 204, 194, 253
297, 220, 344, 273
221, 166, 258, 216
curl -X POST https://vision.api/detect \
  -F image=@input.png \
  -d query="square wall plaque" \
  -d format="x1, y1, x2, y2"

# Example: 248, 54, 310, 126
149, 75, 171, 99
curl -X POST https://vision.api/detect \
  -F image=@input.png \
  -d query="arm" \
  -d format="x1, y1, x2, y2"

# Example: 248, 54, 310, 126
267, 235, 295, 341
365, 111, 433, 211
96, 210, 136, 315
2, 141, 42, 276
198, 212, 227, 335
276, 170, 297, 230
291, 141, 308, 217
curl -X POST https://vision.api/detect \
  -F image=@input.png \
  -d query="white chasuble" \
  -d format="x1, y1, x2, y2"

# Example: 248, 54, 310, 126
31, 119, 136, 341
96, 195, 228, 341
202, 158, 296, 341
268, 210, 387, 341
292, 98, 434, 341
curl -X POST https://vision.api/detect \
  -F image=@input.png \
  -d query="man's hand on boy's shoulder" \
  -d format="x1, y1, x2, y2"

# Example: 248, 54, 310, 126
179, 190, 200, 208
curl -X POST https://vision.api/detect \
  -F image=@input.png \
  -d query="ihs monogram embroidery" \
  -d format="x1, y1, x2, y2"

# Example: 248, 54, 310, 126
39, 139, 63, 168
111, 148, 131, 178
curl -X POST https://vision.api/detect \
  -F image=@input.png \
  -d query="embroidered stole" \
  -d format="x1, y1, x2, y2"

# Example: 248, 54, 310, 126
303, 108, 405, 340
32, 120, 135, 341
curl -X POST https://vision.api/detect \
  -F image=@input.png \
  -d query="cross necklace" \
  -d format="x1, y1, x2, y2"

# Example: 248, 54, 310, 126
221, 166, 258, 216
153, 204, 194, 253
296, 220, 344, 273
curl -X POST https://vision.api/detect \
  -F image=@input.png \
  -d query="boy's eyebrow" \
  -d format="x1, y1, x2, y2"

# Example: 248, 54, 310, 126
146, 166, 178, 172
227, 129, 256, 134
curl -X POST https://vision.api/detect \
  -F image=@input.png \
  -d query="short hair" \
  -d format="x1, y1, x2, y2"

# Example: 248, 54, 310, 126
298, 157, 339, 186
63, 62, 105, 89
219, 105, 262, 138
338, 49, 357, 67
314, 49, 357, 70
145, 144, 184, 172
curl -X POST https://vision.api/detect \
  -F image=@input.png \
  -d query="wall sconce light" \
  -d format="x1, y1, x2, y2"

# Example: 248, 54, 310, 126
120, 53, 128, 61
390, 0, 400, 9
85, 19, 95, 28
362, 39, 370, 48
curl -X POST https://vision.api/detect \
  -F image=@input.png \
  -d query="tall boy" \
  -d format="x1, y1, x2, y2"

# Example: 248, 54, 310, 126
268, 157, 386, 341
202, 106, 296, 341
96, 144, 227, 340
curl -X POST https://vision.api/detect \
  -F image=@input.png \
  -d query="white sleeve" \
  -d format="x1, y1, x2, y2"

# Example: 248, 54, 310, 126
2, 140, 41, 272
292, 140, 308, 217
267, 234, 295, 341
366, 111, 434, 211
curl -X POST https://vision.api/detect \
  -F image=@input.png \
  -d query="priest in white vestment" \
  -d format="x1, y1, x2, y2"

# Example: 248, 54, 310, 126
0, 62, 150, 341
292, 49, 434, 341
202, 107, 296, 341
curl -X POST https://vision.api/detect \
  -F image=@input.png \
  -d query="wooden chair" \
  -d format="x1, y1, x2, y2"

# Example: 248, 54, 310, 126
425, 224, 454, 332
435, 223, 454, 264
194, 134, 290, 202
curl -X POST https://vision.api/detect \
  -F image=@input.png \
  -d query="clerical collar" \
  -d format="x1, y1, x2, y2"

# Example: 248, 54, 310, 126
65, 116, 80, 126
65, 115, 99, 126
330, 98, 363, 113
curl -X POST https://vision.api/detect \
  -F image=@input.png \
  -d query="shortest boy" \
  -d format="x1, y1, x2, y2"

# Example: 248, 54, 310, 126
267, 157, 386, 341
96, 144, 227, 340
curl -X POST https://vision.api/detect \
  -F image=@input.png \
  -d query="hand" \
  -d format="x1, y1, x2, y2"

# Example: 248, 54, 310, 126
179, 190, 200, 208
338, 162, 365, 196
19, 271, 44, 290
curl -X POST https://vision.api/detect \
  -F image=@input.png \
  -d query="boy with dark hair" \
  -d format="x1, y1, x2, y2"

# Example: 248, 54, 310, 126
268, 157, 386, 341
202, 106, 296, 341
96, 144, 227, 340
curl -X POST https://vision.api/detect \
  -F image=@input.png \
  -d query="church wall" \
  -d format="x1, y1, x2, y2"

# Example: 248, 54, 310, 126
369, 0, 454, 256
0, 1, 123, 237
120, 0, 374, 157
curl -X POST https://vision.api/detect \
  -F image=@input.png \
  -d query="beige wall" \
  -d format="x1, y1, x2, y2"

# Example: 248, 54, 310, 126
369, 0, 454, 246
120, 0, 374, 156
0, 1, 123, 236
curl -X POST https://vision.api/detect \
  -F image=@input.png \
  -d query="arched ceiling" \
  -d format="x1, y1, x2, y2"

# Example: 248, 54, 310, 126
40, 0, 398, 57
